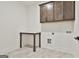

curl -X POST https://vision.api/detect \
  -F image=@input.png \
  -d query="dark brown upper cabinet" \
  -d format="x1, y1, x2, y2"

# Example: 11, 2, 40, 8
40, 2, 54, 23
39, 1, 75, 23
54, 1, 63, 21
63, 1, 75, 20
46, 2, 54, 22
40, 4, 47, 22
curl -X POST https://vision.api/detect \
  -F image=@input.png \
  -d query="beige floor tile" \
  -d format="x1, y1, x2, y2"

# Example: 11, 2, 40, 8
7, 47, 74, 58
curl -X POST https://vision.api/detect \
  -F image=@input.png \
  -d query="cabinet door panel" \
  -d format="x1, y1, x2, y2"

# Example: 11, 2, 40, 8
54, 1, 63, 21
40, 5, 47, 23
46, 3, 54, 22
63, 1, 75, 20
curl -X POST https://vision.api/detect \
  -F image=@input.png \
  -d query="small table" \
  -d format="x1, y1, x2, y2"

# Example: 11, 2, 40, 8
20, 32, 41, 52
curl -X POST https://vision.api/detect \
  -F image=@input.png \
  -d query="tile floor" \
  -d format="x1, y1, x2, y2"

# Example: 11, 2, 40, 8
7, 47, 74, 58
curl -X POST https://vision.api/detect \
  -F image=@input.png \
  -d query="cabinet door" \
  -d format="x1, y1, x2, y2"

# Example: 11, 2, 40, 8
46, 2, 54, 22
63, 1, 75, 20
40, 5, 47, 23
54, 1, 63, 21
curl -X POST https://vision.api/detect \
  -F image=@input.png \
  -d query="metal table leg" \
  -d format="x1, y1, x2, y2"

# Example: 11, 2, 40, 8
33, 34, 36, 52
39, 33, 41, 48
20, 33, 22, 48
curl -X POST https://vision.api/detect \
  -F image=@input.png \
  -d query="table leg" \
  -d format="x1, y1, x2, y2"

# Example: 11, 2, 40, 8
39, 33, 41, 48
33, 34, 36, 52
20, 33, 22, 48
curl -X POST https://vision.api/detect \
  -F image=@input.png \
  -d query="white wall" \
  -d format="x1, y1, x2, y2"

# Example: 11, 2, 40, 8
0, 2, 42, 54
0, 1, 28, 54
41, 21, 74, 33
74, 1, 79, 35
40, 2, 75, 33
41, 32, 74, 54
73, 1, 79, 57
22, 34, 39, 48
26, 5, 41, 32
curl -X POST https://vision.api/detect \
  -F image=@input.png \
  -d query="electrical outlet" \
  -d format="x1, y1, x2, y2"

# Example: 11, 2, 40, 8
47, 39, 51, 44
